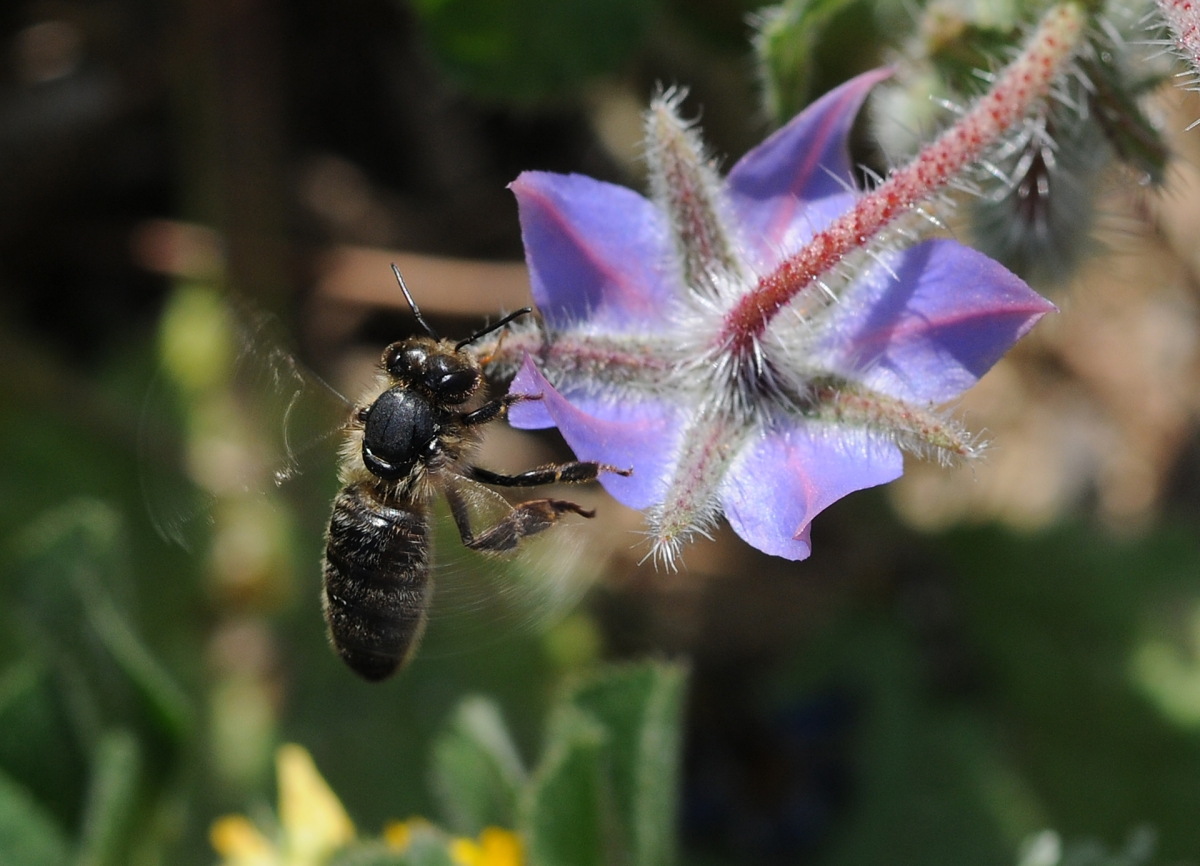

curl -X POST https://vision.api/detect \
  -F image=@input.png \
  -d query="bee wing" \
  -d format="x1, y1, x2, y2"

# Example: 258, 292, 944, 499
414, 475, 601, 658
139, 299, 354, 550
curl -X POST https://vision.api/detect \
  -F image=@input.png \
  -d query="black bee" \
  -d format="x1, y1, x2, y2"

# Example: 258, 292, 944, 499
322, 266, 627, 681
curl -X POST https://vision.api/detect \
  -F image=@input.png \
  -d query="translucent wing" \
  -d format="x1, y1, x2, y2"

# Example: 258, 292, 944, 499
138, 293, 353, 551
140, 289, 602, 658
417, 476, 601, 659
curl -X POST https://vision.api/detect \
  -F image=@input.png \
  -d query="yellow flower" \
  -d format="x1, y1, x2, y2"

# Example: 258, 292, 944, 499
210, 815, 276, 866
212, 744, 356, 866
386, 820, 523, 866
277, 744, 356, 862
212, 749, 523, 866
450, 828, 523, 866
383, 816, 433, 851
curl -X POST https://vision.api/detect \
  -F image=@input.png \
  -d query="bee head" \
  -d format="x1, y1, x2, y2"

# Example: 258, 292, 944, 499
382, 337, 481, 405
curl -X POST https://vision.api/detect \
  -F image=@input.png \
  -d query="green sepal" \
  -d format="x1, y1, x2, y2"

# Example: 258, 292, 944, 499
1077, 45, 1169, 185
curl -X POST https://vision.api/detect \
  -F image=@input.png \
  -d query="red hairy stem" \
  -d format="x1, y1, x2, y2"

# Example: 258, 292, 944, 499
1160, 0, 1200, 77
717, 3, 1085, 357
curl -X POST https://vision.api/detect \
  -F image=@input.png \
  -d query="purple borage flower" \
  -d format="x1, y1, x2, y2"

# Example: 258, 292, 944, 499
491, 7, 1080, 566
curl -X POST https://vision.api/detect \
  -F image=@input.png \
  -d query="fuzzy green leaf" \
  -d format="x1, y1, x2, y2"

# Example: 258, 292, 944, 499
567, 661, 687, 866
522, 705, 608, 866
8, 501, 192, 748
429, 696, 526, 835
754, 0, 860, 123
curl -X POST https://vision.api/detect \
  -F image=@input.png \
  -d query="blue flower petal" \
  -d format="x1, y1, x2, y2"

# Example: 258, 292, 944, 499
726, 68, 891, 255
506, 357, 557, 429
506, 358, 684, 510
720, 422, 903, 560
812, 239, 1056, 403
511, 172, 677, 331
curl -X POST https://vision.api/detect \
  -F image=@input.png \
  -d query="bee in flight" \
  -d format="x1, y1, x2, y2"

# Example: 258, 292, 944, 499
323, 266, 629, 681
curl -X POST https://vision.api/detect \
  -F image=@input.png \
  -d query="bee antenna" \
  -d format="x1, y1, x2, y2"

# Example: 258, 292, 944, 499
392, 264, 439, 339
455, 307, 533, 351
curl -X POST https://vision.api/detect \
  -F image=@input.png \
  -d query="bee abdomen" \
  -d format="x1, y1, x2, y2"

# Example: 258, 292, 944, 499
322, 483, 431, 681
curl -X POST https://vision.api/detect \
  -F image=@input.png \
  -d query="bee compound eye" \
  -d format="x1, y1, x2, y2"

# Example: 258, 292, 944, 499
385, 343, 428, 379
422, 356, 478, 401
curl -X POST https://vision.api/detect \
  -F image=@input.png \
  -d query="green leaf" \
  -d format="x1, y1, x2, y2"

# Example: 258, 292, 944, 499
7, 501, 192, 750
522, 705, 608, 866
329, 825, 457, 866
409, 0, 656, 104
329, 842, 428, 866
0, 661, 89, 830
0, 768, 70, 866
754, 0, 860, 123
429, 696, 526, 835
83, 595, 192, 749
76, 729, 142, 866
567, 661, 687, 866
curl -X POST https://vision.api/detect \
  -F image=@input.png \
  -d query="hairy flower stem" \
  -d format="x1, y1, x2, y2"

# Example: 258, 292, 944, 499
717, 2, 1085, 358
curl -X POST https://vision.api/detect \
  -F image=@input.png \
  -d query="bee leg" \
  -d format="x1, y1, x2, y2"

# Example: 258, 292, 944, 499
469, 463, 632, 487
459, 393, 541, 427
445, 485, 594, 554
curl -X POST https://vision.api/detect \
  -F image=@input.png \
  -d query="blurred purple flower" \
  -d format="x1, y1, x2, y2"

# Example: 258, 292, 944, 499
498, 43, 1069, 563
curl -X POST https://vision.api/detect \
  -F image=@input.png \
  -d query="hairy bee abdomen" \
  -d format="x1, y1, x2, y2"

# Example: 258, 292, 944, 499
322, 482, 431, 681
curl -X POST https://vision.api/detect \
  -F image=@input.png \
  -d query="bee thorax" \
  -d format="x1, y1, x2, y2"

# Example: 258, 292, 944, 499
361, 387, 440, 480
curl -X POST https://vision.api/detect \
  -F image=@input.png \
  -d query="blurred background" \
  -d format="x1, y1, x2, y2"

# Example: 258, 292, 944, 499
4, 0, 1200, 864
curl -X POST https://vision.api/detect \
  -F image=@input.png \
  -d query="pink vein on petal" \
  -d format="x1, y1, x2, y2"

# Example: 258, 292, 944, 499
720, 423, 903, 560
511, 172, 674, 329
814, 239, 1055, 403
507, 357, 683, 510
726, 68, 892, 248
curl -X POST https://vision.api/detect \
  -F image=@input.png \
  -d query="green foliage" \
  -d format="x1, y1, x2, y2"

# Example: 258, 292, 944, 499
523, 705, 608, 866
331, 838, 452, 866
408, 0, 657, 104
0, 662, 90, 830
329, 846, 414, 866
0, 501, 193, 865
429, 696, 527, 835
524, 661, 687, 866
942, 523, 1200, 861
429, 661, 688, 866
567, 663, 686, 866
773, 617, 1026, 866
754, 0, 861, 124
0, 769, 71, 866
76, 729, 144, 866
